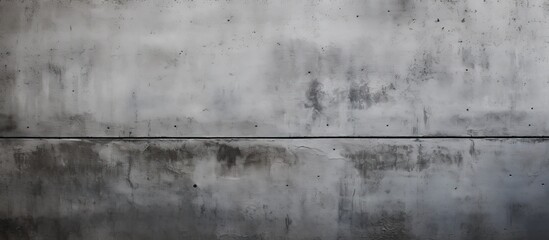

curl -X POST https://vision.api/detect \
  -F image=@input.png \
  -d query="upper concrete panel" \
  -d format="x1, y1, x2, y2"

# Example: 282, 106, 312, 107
1, 0, 548, 137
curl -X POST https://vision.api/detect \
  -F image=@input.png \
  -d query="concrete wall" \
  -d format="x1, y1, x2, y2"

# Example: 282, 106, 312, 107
2, 0, 549, 137
1, 139, 548, 239
1, 0, 549, 239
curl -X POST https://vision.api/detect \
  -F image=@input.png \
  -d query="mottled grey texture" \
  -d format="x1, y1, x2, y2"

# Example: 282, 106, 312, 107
0, 139, 548, 239
1, 0, 549, 137
2, 0, 549, 239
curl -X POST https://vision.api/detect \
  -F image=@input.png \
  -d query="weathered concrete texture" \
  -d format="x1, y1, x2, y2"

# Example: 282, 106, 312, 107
0, 139, 548, 239
2, 0, 549, 137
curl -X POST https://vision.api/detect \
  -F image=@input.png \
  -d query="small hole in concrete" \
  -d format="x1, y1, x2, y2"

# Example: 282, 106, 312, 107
317, 175, 320, 178
255, 125, 258, 128
174, 125, 177, 128
542, 183, 545, 186
509, 174, 512, 177
356, 15, 359, 18
193, 184, 197, 188
286, 184, 289, 187
466, 108, 469, 111
107, 127, 110, 130
528, 124, 531, 127
454, 187, 457, 190
333, 148, 336, 151
326, 124, 329, 126
386, 124, 389, 127
387, 10, 390, 12
466, 69, 468, 71
26, 126, 29, 129
307, 71, 311, 74
531, 107, 534, 110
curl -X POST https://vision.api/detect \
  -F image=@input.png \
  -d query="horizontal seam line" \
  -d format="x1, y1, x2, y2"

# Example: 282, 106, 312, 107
0, 136, 548, 140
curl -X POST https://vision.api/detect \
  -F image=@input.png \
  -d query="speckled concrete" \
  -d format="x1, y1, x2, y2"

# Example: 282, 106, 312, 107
1, 1, 549, 239
1, 139, 548, 239
1, 0, 549, 137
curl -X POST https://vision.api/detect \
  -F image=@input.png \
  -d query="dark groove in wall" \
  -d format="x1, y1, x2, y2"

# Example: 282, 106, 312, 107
0, 136, 548, 140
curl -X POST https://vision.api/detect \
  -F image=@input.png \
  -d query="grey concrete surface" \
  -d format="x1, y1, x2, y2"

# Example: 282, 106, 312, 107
2, 0, 549, 137
1, 139, 548, 239
2, 0, 549, 239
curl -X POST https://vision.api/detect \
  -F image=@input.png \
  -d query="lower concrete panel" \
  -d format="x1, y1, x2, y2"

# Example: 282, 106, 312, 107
0, 139, 548, 239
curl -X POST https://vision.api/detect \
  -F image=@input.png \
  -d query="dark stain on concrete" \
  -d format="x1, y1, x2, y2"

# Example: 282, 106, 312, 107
47, 63, 63, 80
345, 144, 464, 180
344, 145, 414, 178
217, 144, 242, 169
0, 39, 18, 135
0, 141, 220, 239
243, 144, 293, 168
305, 79, 324, 118
461, 46, 489, 70
13, 142, 103, 175
366, 210, 413, 240
284, 214, 292, 234
0, 114, 16, 133
348, 82, 391, 109
469, 140, 480, 158
144, 143, 195, 162
452, 111, 528, 135
417, 145, 463, 171
482, 111, 526, 123
423, 107, 429, 128
215, 143, 296, 177
405, 50, 454, 87
141, 143, 199, 178
0, 217, 82, 240
348, 83, 371, 109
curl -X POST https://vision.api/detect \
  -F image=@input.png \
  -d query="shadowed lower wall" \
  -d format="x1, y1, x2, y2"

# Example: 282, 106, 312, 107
1, 139, 548, 239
